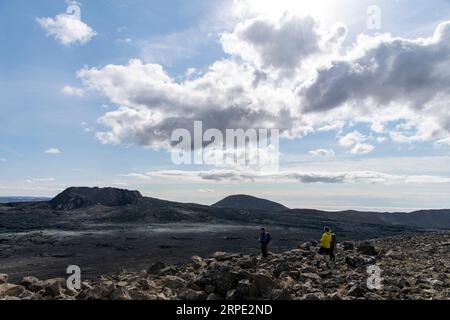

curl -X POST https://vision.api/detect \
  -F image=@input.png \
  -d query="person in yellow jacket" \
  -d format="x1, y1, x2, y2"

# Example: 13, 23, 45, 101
318, 227, 332, 257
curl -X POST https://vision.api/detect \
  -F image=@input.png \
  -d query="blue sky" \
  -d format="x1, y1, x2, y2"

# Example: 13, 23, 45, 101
1, 0, 450, 211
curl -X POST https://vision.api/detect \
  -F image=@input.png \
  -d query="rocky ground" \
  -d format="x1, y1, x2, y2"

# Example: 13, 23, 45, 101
1, 232, 449, 300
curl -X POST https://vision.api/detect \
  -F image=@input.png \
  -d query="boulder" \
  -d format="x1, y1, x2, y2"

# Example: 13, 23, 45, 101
138, 279, 156, 291
347, 284, 366, 298
43, 279, 64, 297
235, 279, 258, 300
358, 243, 378, 256
163, 275, 186, 290
364, 292, 383, 300
20, 276, 44, 292
343, 242, 355, 251
273, 290, 293, 300
148, 262, 166, 275
206, 293, 222, 300
345, 255, 376, 268
212, 252, 240, 261
302, 292, 325, 300
109, 287, 132, 300
239, 257, 258, 269
76, 284, 115, 300
0, 284, 26, 297
327, 292, 342, 300
213, 271, 241, 297
253, 273, 281, 297
299, 273, 322, 282
178, 289, 207, 300
191, 256, 205, 269
0, 274, 8, 284
273, 262, 290, 277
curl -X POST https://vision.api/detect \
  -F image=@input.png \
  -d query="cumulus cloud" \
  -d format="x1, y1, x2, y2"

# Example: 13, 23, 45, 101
338, 131, 375, 154
339, 131, 366, 148
61, 85, 84, 97
37, 14, 96, 46
122, 169, 450, 185
302, 23, 450, 113
76, 16, 450, 153
222, 15, 330, 74
350, 143, 375, 155
309, 149, 335, 157
301, 21, 450, 143
78, 59, 299, 148
45, 148, 61, 154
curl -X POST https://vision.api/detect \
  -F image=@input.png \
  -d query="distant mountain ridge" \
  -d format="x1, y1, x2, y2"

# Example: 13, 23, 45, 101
212, 194, 289, 211
49, 187, 143, 210
2, 187, 450, 235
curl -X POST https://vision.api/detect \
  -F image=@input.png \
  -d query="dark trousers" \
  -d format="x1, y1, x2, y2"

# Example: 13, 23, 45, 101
261, 243, 268, 257
329, 247, 336, 261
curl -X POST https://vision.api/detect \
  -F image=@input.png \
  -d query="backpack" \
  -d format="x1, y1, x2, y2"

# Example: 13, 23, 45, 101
331, 233, 337, 248
266, 233, 272, 243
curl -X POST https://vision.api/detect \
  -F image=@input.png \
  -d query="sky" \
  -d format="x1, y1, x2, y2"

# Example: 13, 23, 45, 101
1, 0, 450, 211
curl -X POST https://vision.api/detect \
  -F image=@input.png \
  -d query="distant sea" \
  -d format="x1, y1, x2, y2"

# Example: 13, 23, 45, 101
0, 196, 51, 203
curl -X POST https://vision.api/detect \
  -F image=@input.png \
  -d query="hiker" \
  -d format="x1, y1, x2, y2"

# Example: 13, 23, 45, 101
259, 228, 272, 258
330, 232, 337, 262
317, 227, 332, 266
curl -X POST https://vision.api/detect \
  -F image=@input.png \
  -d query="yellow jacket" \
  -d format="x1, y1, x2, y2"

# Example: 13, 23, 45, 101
320, 232, 332, 249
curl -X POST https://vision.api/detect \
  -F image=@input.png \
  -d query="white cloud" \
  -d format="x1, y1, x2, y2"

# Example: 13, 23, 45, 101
377, 137, 386, 144
350, 143, 375, 155
122, 169, 450, 185
26, 178, 56, 184
111, 181, 129, 187
221, 15, 345, 75
80, 122, 92, 132
78, 58, 300, 148
339, 131, 366, 148
300, 21, 450, 144
117, 38, 132, 43
0, 158, 6, 162
37, 14, 96, 46
45, 148, 61, 154
76, 16, 450, 153
338, 131, 375, 154
435, 137, 450, 147
317, 121, 345, 132
309, 149, 335, 157
61, 85, 84, 97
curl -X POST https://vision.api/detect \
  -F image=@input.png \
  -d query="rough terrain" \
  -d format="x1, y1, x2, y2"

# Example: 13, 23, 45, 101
1, 232, 449, 300
1, 187, 450, 291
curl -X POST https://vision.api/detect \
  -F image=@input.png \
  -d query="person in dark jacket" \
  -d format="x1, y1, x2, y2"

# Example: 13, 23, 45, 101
259, 228, 272, 258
